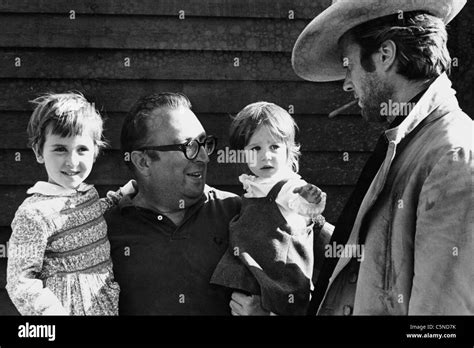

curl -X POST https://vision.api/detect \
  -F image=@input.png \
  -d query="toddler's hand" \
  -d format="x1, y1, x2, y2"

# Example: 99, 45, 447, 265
293, 184, 326, 205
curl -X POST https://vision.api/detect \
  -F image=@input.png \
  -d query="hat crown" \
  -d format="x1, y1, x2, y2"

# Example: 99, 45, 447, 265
292, 0, 466, 82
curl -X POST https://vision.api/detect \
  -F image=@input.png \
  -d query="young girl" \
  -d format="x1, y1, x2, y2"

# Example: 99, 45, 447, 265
210, 101, 327, 315
6, 92, 134, 315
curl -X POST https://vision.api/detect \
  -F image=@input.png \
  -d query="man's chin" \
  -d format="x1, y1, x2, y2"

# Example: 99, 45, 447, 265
361, 108, 387, 123
181, 190, 204, 208
183, 181, 206, 199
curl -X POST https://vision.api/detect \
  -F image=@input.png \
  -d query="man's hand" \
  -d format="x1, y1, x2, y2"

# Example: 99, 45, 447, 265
229, 292, 271, 316
293, 184, 326, 205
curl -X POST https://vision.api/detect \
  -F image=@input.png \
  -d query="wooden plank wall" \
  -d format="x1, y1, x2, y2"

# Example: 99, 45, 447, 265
0, 0, 472, 314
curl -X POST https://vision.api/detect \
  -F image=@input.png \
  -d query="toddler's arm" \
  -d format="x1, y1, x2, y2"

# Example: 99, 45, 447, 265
283, 181, 327, 219
98, 179, 137, 213
6, 209, 67, 315
293, 184, 326, 206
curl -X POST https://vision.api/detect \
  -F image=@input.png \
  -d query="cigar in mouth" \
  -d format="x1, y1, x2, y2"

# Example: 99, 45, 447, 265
328, 99, 358, 118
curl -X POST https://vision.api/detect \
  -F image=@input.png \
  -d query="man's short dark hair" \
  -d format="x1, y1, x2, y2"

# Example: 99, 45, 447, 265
345, 11, 451, 79
121, 92, 192, 169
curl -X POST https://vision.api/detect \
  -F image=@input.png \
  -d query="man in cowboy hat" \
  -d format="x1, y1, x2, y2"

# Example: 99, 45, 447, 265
289, 0, 473, 315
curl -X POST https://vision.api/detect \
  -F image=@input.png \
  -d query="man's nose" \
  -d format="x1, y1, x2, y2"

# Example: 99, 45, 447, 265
343, 71, 353, 92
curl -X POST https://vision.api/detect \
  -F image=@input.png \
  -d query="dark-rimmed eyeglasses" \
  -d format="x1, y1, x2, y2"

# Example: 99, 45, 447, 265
136, 135, 217, 160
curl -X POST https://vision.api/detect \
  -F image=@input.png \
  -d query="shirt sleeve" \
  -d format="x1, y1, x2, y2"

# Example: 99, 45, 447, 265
409, 148, 473, 314
276, 179, 326, 218
6, 209, 67, 315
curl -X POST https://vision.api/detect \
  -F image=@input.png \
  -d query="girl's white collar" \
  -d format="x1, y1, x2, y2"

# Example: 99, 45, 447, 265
27, 181, 93, 196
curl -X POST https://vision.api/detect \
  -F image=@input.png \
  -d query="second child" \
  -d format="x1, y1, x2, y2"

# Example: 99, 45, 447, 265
211, 101, 327, 315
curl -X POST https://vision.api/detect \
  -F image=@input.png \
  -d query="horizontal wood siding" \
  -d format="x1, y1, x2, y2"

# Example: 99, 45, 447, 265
0, 14, 309, 51
0, 79, 356, 113
0, 112, 384, 150
0, 1, 472, 304
0, 0, 330, 18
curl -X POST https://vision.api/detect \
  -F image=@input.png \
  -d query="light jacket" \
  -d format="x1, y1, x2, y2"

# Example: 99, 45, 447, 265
318, 73, 473, 315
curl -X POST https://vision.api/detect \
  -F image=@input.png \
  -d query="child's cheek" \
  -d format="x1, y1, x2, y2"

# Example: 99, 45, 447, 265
246, 151, 258, 168
247, 163, 259, 176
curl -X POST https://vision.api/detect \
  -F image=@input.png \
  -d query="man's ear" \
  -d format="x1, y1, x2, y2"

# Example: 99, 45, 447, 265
378, 39, 397, 72
32, 146, 44, 164
131, 151, 151, 176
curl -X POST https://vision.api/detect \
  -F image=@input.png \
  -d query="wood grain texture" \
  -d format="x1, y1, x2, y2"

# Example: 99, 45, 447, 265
0, 16, 465, 54
0, 112, 384, 151
0, 49, 299, 81
0, 184, 354, 227
0, 0, 330, 19
0, 44, 466, 83
0, 79, 356, 114
0, 14, 309, 52
0, 150, 370, 186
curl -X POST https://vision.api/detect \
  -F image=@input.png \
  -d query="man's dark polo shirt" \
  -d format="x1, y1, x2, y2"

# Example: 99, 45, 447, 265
105, 185, 241, 315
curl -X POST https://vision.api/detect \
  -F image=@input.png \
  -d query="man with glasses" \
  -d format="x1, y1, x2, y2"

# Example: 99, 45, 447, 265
105, 92, 241, 315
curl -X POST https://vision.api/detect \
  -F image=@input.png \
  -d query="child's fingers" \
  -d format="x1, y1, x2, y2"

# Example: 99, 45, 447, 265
306, 186, 322, 198
294, 184, 327, 204
293, 184, 315, 194
231, 291, 244, 302
230, 299, 242, 313
313, 194, 322, 204
319, 192, 327, 206
308, 185, 322, 195
293, 186, 303, 194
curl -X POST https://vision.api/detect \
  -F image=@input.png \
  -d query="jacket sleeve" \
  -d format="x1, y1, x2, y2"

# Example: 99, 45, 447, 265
6, 209, 67, 315
409, 147, 474, 314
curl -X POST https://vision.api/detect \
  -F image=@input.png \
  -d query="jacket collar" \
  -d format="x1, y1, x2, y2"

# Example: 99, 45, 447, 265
27, 181, 93, 196
384, 73, 460, 144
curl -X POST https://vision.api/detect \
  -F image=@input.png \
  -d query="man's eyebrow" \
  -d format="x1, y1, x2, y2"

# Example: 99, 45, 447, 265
196, 132, 207, 141
183, 132, 206, 142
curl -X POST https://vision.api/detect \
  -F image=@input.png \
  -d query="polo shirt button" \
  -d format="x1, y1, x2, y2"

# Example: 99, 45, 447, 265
157, 215, 163, 221
343, 305, 352, 316
349, 272, 358, 284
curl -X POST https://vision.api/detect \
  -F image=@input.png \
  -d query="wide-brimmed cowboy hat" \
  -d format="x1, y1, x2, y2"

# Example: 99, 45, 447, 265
292, 0, 467, 82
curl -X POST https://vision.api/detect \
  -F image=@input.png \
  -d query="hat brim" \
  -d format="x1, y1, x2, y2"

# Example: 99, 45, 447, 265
292, 0, 467, 82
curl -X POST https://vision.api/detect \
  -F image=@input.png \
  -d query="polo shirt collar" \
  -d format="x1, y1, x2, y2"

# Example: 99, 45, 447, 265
118, 184, 213, 216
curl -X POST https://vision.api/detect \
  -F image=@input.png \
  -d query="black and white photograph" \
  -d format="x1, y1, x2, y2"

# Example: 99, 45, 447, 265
0, 0, 472, 345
